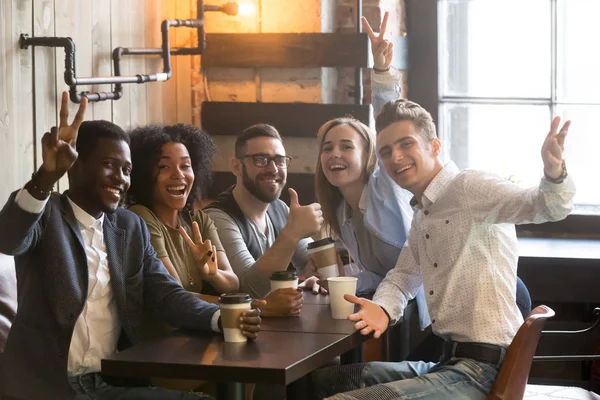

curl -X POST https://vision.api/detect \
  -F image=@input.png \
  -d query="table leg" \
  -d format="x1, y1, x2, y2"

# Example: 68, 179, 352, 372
341, 343, 364, 364
286, 377, 309, 400
216, 382, 244, 400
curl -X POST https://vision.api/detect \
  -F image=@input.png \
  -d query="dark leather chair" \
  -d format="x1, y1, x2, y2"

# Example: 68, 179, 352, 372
0, 253, 17, 354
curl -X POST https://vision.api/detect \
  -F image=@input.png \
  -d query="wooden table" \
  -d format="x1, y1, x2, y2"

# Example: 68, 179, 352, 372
102, 293, 365, 400
518, 238, 600, 303
261, 303, 356, 334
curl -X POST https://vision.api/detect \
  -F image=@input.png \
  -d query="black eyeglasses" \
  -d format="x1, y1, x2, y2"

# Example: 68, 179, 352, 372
239, 154, 292, 168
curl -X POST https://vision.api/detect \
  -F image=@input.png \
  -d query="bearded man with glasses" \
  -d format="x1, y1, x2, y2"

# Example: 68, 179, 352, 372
205, 124, 323, 318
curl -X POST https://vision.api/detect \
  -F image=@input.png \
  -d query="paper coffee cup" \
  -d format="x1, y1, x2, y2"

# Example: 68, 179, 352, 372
327, 277, 358, 319
270, 270, 299, 292
218, 293, 252, 343
307, 238, 339, 280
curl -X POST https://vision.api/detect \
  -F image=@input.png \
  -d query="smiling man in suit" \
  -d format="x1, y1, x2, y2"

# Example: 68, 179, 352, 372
0, 92, 261, 400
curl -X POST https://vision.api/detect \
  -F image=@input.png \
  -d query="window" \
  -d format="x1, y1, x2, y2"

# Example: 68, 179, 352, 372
437, 0, 599, 212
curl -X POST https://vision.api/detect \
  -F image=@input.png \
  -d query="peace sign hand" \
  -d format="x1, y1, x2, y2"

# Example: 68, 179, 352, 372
362, 11, 392, 71
179, 221, 217, 279
40, 91, 88, 181
542, 116, 571, 179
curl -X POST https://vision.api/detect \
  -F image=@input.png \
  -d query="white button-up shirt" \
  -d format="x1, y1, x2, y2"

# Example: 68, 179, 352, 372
64, 198, 121, 376
373, 162, 576, 347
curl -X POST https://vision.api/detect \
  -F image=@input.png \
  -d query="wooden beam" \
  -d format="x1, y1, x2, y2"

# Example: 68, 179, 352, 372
207, 172, 315, 206
201, 102, 371, 137
202, 33, 369, 68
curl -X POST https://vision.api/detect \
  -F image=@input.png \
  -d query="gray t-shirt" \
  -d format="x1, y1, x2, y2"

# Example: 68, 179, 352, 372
205, 207, 310, 298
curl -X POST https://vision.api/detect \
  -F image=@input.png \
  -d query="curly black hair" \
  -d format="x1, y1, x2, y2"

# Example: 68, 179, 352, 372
127, 124, 216, 209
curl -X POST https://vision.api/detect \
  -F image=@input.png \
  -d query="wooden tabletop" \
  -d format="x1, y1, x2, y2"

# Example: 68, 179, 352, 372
261, 303, 357, 335
301, 290, 330, 305
102, 330, 362, 386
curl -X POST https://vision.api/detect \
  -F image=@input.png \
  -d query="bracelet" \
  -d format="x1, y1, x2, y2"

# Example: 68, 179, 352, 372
544, 160, 568, 184
373, 66, 390, 73
30, 171, 54, 197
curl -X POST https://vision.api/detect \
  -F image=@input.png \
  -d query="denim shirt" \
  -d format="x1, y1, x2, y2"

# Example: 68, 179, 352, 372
336, 70, 431, 329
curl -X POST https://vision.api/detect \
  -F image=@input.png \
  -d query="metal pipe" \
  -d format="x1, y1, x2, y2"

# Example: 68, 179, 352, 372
20, 0, 209, 103
198, 0, 207, 53
354, 0, 363, 105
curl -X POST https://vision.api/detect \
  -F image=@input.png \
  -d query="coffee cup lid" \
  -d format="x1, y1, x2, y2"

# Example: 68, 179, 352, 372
307, 237, 335, 250
270, 271, 298, 281
219, 293, 252, 304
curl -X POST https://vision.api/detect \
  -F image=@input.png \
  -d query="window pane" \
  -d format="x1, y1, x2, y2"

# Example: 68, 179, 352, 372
440, 103, 550, 189
440, 0, 551, 98
557, 0, 600, 102
555, 106, 600, 206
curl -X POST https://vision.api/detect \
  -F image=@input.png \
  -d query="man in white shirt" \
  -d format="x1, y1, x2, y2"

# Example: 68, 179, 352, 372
311, 99, 575, 399
0, 93, 261, 400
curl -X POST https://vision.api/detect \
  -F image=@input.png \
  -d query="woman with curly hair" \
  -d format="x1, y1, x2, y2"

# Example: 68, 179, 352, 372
127, 124, 239, 304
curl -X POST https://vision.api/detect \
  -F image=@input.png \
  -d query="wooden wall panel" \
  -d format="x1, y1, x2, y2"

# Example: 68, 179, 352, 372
0, 0, 35, 204
175, 0, 193, 125
0, 1, 211, 204
33, 0, 57, 171
109, 0, 133, 130
145, 0, 178, 124
91, 0, 112, 121
54, 0, 94, 191
127, 0, 149, 129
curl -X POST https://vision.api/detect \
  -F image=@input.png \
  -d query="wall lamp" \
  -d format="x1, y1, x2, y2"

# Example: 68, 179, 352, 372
19, 0, 245, 103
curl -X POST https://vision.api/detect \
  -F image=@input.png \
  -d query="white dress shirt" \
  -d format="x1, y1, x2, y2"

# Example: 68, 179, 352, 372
373, 162, 576, 347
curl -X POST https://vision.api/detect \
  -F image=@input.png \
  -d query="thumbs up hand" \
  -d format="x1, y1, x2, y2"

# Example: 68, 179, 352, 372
286, 188, 323, 241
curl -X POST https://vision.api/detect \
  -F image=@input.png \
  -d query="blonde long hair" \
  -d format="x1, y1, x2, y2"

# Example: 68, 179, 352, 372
315, 117, 378, 238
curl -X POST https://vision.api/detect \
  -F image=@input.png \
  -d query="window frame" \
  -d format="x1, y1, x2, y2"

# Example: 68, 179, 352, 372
405, 0, 600, 236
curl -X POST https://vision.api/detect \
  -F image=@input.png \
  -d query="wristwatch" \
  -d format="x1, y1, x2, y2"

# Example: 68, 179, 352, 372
544, 160, 568, 184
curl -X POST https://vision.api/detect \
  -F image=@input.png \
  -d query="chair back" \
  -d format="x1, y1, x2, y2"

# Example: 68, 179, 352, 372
486, 305, 555, 400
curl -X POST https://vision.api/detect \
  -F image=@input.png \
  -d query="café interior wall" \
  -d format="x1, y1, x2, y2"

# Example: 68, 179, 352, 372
0, 0, 196, 204
1, 0, 406, 204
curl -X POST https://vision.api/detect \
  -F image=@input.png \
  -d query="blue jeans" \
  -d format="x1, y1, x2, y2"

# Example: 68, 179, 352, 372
311, 358, 499, 400
67, 373, 213, 400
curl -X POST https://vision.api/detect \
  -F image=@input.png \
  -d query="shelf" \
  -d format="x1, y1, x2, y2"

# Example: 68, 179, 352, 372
201, 101, 371, 138
202, 33, 369, 68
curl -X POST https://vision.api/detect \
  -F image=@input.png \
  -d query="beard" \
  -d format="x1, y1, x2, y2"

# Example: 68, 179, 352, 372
241, 164, 285, 203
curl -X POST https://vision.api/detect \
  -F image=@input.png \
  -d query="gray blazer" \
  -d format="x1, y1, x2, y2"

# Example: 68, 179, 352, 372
0, 191, 219, 400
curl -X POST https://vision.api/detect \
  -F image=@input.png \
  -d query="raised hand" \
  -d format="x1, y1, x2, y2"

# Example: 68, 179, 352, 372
362, 11, 392, 71
542, 116, 571, 179
286, 188, 323, 241
345, 294, 389, 338
41, 91, 87, 180
179, 221, 217, 279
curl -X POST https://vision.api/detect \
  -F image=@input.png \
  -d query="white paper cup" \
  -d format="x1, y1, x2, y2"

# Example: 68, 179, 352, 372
219, 293, 252, 343
269, 271, 299, 292
317, 264, 339, 280
270, 278, 299, 291
327, 277, 358, 319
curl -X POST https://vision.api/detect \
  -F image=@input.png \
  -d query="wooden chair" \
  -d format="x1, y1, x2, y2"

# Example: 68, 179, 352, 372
487, 305, 555, 400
